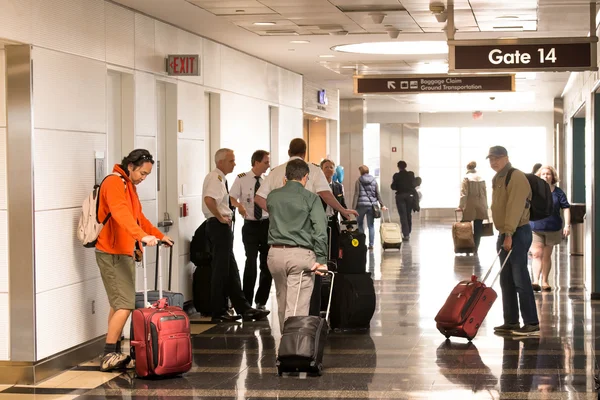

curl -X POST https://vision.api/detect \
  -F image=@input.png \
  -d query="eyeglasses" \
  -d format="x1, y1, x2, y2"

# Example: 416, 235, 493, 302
133, 153, 153, 163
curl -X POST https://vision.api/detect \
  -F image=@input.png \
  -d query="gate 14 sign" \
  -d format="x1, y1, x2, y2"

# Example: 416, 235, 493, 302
450, 39, 597, 73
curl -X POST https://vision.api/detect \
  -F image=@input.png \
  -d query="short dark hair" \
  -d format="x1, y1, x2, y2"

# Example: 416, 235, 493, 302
288, 138, 307, 157
286, 159, 309, 181
251, 150, 269, 166
415, 176, 422, 186
320, 159, 334, 168
532, 163, 542, 174
397, 161, 407, 170
121, 149, 154, 175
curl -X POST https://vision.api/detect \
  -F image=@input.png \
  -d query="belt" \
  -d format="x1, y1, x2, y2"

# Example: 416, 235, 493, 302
271, 244, 309, 250
245, 218, 269, 223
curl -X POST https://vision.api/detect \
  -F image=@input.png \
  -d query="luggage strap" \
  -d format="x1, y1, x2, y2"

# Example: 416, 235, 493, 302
481, 249, 513, 287
294, 270, 335, 321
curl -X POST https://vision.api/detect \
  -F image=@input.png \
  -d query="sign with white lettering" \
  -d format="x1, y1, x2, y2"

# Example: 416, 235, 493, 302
450, 39, 596, 72
166, 54, 200, 76
354, 75, 514, 94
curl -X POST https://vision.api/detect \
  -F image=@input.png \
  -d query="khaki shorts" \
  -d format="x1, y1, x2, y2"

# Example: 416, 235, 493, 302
96, 251, 136, 310
532, 230, 563, 247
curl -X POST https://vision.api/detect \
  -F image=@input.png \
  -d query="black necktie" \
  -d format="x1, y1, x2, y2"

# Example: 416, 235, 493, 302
254, 176, 262, 220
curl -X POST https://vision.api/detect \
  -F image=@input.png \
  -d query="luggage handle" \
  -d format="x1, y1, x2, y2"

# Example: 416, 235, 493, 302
141, 241, 174, 308
383, 208, 392, 223
154, 243, 175, 291
294, 270, 335, 321
481, 249, 513, 287
454, 209, 462, 223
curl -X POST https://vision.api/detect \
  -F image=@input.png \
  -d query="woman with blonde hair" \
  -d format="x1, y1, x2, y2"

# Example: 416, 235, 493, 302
458, 161, 488, 254
529, 165, 571, 292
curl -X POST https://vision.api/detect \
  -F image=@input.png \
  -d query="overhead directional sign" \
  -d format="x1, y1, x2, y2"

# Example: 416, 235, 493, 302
449, 38, 597, 73
354, 74, 515, 95
166, 54, 200, 76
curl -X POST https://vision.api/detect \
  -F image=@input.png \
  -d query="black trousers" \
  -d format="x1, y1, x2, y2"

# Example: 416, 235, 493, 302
395, 193, 413, 238
206, 218, 251, 318
242, 219, 272, 306
309, 217, 340, 316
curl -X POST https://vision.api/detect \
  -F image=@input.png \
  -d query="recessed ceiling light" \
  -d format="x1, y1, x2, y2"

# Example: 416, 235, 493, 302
333, 41, 448, 55
253, 22, 276, 26
319, 55, 335, 58
496, 16, 519, 19
493, 26, 524, 30
290, 40, 310, 44
341, 66, 356, 69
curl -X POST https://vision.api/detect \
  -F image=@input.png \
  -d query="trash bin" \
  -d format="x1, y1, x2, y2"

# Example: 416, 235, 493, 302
570, 203, 586, 256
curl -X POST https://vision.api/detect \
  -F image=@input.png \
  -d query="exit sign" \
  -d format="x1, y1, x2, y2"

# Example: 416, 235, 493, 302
166, 54, 200, 76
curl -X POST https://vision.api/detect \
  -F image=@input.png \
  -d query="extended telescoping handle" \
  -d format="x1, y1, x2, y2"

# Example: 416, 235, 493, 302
383, 208, 392, 223
294, 270, 335, 321
154, 242, 175, 291
481, 249, 513, 287
142, 240, 174, 307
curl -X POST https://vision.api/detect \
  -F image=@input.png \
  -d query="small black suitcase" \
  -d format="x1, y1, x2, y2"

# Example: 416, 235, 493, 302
337, 221, 367, 274
330, 272, 376, 330
277, 270, 335, 376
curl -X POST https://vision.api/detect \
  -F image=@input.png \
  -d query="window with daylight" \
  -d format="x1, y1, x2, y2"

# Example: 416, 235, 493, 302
418, 127, 547, 208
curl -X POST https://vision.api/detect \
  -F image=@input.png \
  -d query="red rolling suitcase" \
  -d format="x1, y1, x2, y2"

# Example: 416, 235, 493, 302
435, 250, 511, 341
131, 242, 192, 378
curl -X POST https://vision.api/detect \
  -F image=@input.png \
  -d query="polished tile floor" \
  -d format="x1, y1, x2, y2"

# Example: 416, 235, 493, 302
1, 219, 599, 399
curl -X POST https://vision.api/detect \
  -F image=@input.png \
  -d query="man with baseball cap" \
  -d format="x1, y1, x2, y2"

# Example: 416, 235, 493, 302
487, 146, 540, 336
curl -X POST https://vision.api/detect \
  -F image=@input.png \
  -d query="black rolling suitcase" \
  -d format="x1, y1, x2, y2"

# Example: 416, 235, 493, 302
337, 221, 367, 274
277, 270, 335, 376
330, 272, 376, 330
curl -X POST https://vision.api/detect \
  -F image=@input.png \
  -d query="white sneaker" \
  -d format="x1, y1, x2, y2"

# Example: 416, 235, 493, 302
100, 352, 131, 372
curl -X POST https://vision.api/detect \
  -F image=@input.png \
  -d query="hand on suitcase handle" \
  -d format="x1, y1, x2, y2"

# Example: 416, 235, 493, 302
311, 263, 328, 276
142, 239, 175, 247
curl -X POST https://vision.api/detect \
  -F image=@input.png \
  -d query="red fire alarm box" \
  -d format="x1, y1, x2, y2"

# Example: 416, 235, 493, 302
392, 147, 397, 152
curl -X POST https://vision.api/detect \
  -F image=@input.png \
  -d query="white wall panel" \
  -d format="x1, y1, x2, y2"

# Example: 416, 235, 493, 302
0, 211, 7, 293
134, 13, 159, 73
279, 68, 303, 110
105, 2, 135, 68
219, 93, 269, 178
154, 21, 178, 76
34, 130, 106, 211
0, 49, 5, 128
135, 71, 157, 137
0, 0, 32, 45
203, 39, 221, 90
32, 0, 105, 61
277, 106, 303, 164
33, 48, 106, 133
0, 293, 8, 360
178, 196, 204, 257
177, 30, 203, 85
137, 199, 158, 290
140, 199, 158, 231
36, 277, 109, 360
177, 82, 205, 140
178, 139, 205, 198
0, 128, 6, 210
35, 209, 99, 294
135, 136, 157, 201
221, 47, 268, 101
266, 63, 279, 104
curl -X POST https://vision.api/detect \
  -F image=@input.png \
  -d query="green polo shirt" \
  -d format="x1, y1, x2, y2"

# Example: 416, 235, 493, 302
267, 181, 328, 264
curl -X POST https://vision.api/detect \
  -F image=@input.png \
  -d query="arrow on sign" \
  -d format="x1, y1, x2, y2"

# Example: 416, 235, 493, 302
387, 81, 396, 89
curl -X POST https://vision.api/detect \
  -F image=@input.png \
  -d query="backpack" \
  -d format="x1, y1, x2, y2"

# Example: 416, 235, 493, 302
77, 173, 126, 248
506, 168, 553, 221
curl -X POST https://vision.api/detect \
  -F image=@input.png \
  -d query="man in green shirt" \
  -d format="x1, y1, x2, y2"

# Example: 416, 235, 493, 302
267, 159, 328, 332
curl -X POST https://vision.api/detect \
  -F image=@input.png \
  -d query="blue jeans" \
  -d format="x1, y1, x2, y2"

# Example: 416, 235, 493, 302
496, 224, 539, 326
357, 205, 375, 247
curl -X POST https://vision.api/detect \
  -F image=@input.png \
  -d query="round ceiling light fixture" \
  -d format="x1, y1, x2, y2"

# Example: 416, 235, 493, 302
332, 41, 448, 55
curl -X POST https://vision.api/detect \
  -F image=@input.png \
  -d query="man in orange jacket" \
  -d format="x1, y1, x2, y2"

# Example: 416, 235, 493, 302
95, 149, 173, 372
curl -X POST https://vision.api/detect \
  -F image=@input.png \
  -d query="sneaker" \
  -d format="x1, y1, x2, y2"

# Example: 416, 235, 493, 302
100, 352, 131, 372
511, 324, 540, 336
493, 323, 520, 333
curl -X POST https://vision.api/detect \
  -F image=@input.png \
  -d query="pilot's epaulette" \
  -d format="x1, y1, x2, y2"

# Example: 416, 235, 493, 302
237, 172, 246, 178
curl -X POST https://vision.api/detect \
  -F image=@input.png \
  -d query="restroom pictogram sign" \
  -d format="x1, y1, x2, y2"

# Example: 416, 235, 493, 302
166, 54, 200, 76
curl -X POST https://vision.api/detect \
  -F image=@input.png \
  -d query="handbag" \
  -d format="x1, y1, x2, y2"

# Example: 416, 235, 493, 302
359, 180, 381, 219
482, 220, 494, 237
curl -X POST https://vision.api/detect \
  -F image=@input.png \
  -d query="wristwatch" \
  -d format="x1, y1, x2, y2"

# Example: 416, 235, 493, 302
505, 232, 513, 237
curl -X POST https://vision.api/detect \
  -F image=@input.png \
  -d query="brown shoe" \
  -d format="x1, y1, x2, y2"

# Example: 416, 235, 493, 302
542, 285, 552, 291
532, 284, 541, 292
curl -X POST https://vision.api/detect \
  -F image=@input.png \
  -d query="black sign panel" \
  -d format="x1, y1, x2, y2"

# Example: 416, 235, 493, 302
453, 42, 593, 72
355, 75, 514, 94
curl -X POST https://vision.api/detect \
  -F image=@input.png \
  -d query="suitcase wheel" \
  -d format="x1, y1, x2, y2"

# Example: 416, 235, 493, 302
444, 335, 450, 340
316, 363, 323, 376
277, 367, 283, 376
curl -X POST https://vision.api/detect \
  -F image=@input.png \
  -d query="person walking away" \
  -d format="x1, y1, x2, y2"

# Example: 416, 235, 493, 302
266, 159, 328, 332
391, 161, 416, 240
458, 161, 489, 254
352, 165, 386, 250
487, 146, 540, 336
202, 148, 270, 323
229, 150, 272, 309
529, 166, 570, 292
95, 149, 174, 372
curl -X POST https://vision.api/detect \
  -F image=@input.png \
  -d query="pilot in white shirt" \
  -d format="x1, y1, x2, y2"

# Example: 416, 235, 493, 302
229, 150, 272, 310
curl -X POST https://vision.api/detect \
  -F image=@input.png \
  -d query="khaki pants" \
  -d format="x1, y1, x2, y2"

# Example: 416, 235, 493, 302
267, 247, 316, 332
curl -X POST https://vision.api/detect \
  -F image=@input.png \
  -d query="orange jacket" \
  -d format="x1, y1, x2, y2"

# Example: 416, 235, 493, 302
95, 165, 164, 256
